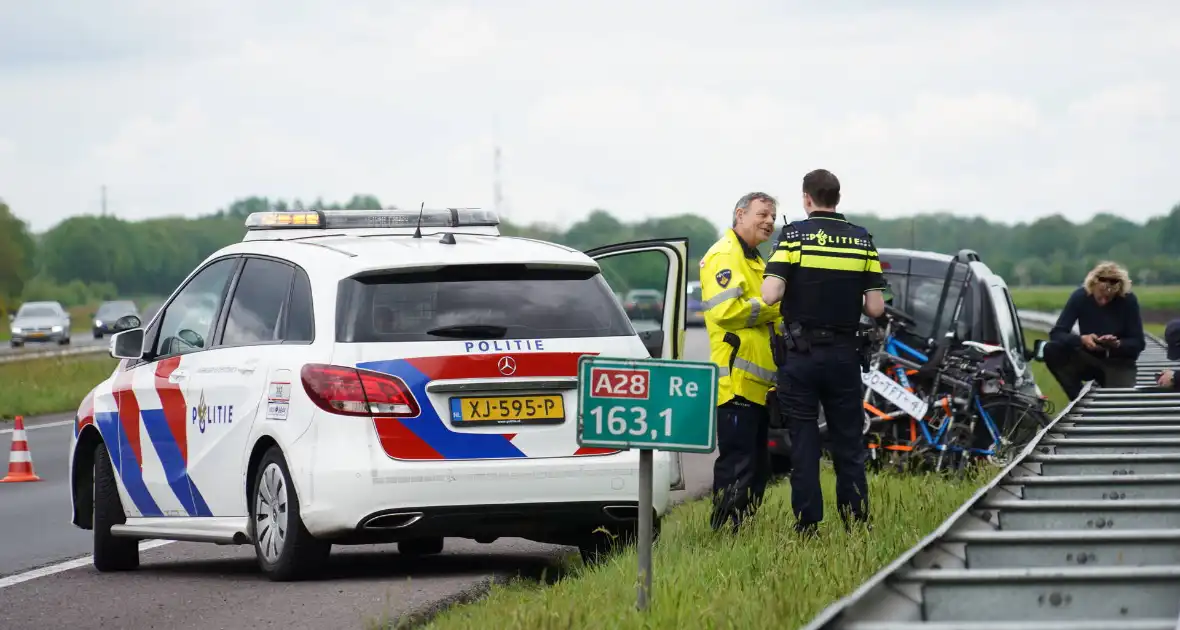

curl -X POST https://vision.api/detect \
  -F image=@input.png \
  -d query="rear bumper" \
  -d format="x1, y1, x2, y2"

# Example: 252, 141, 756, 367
289, 419, 674, 543
353, 501, 652, 546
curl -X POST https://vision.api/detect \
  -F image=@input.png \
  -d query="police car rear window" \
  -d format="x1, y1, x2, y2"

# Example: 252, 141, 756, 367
335, 264, 636, 342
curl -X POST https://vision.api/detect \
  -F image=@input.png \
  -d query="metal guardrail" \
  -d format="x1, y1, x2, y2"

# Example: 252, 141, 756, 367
0, 343, 108, 364
1017, 309, 1080, 335
802, 333, 1180, 630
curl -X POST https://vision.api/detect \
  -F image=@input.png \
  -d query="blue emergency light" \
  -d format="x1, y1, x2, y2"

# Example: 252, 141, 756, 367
243, 208, 500, 231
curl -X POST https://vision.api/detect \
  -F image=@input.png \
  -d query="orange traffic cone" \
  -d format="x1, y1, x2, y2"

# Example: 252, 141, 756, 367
0, 416, 40, 483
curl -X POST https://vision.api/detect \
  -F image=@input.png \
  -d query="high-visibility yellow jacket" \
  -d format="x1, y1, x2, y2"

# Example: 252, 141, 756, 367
699, 229, 783, 407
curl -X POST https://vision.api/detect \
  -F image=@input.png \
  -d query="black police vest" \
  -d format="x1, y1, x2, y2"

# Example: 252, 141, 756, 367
766, 215, 882, 334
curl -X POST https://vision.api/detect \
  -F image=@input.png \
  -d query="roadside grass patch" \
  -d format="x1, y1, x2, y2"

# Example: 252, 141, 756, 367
398, 465, 991, 630
0, 354, 118, 420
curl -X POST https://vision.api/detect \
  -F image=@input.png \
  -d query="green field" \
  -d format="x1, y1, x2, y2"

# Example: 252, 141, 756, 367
369, 331, 1070, 630
0, 354, 119, 421
1009, 285, 1180, 315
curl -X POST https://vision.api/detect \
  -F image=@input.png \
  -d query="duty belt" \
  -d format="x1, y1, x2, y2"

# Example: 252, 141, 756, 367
778, 322, 862, 356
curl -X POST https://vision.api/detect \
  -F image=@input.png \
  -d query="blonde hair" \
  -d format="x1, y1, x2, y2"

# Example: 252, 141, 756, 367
1084, 261, 1132, 298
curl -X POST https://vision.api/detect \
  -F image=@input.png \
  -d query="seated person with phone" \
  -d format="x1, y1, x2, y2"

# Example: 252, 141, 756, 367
1043, 262, 1145, 399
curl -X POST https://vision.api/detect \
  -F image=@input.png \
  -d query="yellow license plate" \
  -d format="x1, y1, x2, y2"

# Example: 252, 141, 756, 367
449, 395, 565, 426
27, 332, 45, 338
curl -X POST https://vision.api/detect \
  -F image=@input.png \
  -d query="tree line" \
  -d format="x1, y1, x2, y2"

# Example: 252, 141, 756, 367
1, 195, 1178, 313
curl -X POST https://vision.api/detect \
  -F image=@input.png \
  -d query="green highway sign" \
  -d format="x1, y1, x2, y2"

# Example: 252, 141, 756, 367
576, 356, 718, 454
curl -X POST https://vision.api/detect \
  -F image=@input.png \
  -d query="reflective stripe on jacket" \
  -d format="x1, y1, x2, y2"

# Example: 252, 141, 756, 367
699, 229, 782, 407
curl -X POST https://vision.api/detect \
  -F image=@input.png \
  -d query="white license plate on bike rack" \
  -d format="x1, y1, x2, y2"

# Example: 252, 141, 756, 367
862, 369, 929, 420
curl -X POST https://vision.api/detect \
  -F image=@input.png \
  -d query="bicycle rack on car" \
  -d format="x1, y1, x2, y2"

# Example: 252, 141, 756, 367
803, 334, 1180, 630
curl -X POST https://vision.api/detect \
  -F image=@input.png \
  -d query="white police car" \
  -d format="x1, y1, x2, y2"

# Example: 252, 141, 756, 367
68, 208, 689, 581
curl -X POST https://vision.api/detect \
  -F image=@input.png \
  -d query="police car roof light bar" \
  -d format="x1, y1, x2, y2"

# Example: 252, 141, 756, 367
243, 208, 500, 231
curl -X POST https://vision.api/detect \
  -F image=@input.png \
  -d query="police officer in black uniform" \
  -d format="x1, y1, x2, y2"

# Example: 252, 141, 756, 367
760, 169, 887, 535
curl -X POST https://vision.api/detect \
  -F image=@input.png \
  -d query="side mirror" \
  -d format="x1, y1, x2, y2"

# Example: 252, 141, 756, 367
112, 314, 142, 333
638, 328, 664, 358
110, 328, 146, 360
1028, 339, 1047, 362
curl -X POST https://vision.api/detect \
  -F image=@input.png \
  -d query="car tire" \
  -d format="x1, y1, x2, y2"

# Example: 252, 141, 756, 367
250, 446, 330, 581
9, 341, 19, 348
94, 331, 103, 339
398, 537, 444, 557
93, 442, 140, 572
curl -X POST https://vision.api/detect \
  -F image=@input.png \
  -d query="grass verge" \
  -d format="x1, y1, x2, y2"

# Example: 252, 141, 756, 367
394, 465, 992, 630
0, 354, 119, 421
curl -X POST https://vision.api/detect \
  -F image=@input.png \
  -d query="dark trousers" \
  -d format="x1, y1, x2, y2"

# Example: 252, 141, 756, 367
777, 344, 868, 531
1043, 341, 1138, 400
710, 396, 771, 533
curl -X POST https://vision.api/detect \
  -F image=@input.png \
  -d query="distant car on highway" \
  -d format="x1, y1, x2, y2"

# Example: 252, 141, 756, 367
623, 288, 663, 322
9, 301, 71, 347
686, 281, 704, 326
68, 207, 689, 581
92, 300, 140, 339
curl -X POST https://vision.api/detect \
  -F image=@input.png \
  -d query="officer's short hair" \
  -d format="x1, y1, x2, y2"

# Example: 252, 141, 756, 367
802, 169, 840, 208
732, 192, 777, 227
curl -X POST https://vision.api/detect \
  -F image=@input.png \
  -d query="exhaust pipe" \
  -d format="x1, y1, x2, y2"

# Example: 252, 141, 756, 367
362, 512, 424, 529
602, 505, 639, 520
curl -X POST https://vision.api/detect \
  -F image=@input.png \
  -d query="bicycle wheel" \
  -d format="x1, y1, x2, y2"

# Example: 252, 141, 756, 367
977, 396, 1051, 467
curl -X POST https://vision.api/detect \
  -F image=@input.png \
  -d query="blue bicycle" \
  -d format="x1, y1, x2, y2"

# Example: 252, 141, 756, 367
862, 306, 1052, 473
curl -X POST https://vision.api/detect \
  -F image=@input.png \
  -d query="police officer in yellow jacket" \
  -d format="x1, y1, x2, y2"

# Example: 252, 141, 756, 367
701, 191, 783, 533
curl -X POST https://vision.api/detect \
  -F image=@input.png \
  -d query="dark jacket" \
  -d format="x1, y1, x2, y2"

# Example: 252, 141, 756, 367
1050, 286, 1145, 361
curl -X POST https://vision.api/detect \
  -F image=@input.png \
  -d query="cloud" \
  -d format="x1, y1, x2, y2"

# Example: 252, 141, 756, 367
0, 1, 1179, 235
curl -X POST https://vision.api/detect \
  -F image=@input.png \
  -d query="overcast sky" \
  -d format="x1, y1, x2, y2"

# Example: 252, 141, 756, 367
1, 1, 1178, 234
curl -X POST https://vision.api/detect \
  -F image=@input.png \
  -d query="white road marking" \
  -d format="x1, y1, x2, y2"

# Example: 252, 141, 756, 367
0, 540, 174, 590
0, 419, 73, 435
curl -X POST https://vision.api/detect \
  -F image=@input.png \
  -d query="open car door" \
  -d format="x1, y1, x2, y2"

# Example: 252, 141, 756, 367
586, 237, 689, 491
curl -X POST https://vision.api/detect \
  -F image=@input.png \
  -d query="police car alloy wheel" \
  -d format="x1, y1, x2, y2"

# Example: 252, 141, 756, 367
250, 446, 330, 581
92, 442, 140, 572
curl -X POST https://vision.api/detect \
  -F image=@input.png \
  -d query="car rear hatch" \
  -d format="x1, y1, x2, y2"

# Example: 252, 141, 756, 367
314, 263, 644, 461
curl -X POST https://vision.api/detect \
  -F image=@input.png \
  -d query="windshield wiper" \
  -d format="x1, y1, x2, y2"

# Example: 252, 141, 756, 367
425, 324, 508, 339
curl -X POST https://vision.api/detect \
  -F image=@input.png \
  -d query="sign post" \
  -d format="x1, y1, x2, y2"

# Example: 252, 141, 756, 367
577, 356, 718, 611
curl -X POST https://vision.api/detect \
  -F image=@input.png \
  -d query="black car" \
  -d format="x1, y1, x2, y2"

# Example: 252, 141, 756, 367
92, 300, 140, 339
766, 248, 1042, 474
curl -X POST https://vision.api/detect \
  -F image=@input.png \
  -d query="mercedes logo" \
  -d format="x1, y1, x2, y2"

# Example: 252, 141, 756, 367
497, 356, 517, 376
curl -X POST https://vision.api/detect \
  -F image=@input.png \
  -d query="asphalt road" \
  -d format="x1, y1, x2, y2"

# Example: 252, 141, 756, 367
0, 328, 718, 630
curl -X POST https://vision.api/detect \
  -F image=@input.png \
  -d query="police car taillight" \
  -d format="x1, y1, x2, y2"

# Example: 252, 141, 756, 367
301, 364, 420, 417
